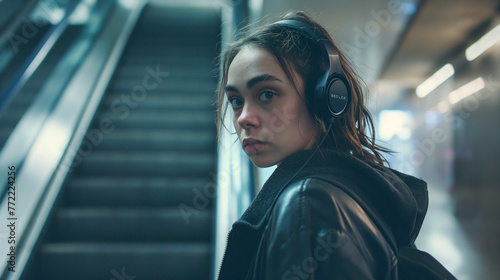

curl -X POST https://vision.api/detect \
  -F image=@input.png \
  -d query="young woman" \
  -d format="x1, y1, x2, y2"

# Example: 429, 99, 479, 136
216, 11, 456, 280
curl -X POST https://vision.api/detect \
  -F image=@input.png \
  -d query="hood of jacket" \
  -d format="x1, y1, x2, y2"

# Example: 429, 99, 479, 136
236, 148, 429, 246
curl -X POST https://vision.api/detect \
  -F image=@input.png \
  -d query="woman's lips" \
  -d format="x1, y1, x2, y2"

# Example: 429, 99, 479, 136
244, 142, 268, 153
242, 138, 268, 153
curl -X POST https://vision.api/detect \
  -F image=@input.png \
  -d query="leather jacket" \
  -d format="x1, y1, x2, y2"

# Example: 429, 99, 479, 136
247, 177, 398, 279
217, 149, 456, 280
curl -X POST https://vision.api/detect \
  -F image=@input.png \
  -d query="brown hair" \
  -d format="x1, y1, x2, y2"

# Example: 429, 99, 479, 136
216, 11, 392, 166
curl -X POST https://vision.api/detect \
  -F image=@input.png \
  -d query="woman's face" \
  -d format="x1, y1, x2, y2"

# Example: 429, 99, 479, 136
226, 45, 318, 167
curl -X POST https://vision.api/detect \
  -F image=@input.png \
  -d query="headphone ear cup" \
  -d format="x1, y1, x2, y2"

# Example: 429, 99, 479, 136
326, 75, 349, 116
313, 74, 350, 120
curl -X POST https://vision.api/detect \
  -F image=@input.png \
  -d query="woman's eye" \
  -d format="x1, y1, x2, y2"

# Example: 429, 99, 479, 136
229, 97, 243, 108
260, 91, 276, 101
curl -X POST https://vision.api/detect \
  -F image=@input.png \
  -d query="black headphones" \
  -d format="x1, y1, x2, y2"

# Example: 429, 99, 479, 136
271, 19, 351, 123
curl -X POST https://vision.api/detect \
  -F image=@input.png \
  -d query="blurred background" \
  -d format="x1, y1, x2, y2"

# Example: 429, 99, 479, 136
0, 0, 498, 279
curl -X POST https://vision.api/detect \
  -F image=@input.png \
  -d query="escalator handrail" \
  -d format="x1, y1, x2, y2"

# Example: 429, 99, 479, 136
0, 0, 81, 116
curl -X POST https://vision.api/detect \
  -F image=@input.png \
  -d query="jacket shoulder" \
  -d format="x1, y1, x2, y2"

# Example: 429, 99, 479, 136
270, 177, 368, 230
257, 177, 397, 279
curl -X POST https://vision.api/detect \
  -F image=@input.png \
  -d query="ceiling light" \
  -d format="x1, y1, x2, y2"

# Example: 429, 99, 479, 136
416, 63, 455, 98
465, 24, 500, 61
448, 77, 485, 104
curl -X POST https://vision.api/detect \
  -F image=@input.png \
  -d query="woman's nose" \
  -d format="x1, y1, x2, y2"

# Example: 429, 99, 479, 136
237, 103, 260, 129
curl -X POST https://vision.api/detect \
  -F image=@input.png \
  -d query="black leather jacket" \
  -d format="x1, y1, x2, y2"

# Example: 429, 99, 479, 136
217, 150, 455, 280
247, 177, 398, 279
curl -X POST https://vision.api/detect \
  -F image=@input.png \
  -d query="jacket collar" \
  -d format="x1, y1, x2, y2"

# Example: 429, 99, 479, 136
235, 149, 337, 230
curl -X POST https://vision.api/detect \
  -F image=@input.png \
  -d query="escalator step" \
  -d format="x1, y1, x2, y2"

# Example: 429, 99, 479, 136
124, 43, 217, 56
101, 94, 215, 111
51, 207, 212, 242
37, 242, 210, 280
93, 111, 215, 129
118, 55, 216, 67
106, 77, 216, 92
91, 129, 215, 151
66, 176, 214, 207
112, 67, 216, 80
75, 151, 214, 176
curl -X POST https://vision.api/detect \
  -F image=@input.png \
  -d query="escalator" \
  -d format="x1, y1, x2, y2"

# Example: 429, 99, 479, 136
0, 24, 82, 149
17, 4, 220, 280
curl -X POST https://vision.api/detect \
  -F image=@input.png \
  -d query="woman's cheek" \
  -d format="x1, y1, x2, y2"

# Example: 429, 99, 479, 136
270, 103, 298, 132
268, 114, 287, 133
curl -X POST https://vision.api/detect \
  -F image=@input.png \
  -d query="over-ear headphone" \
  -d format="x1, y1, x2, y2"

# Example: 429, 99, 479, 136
270, 19, 351, 123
